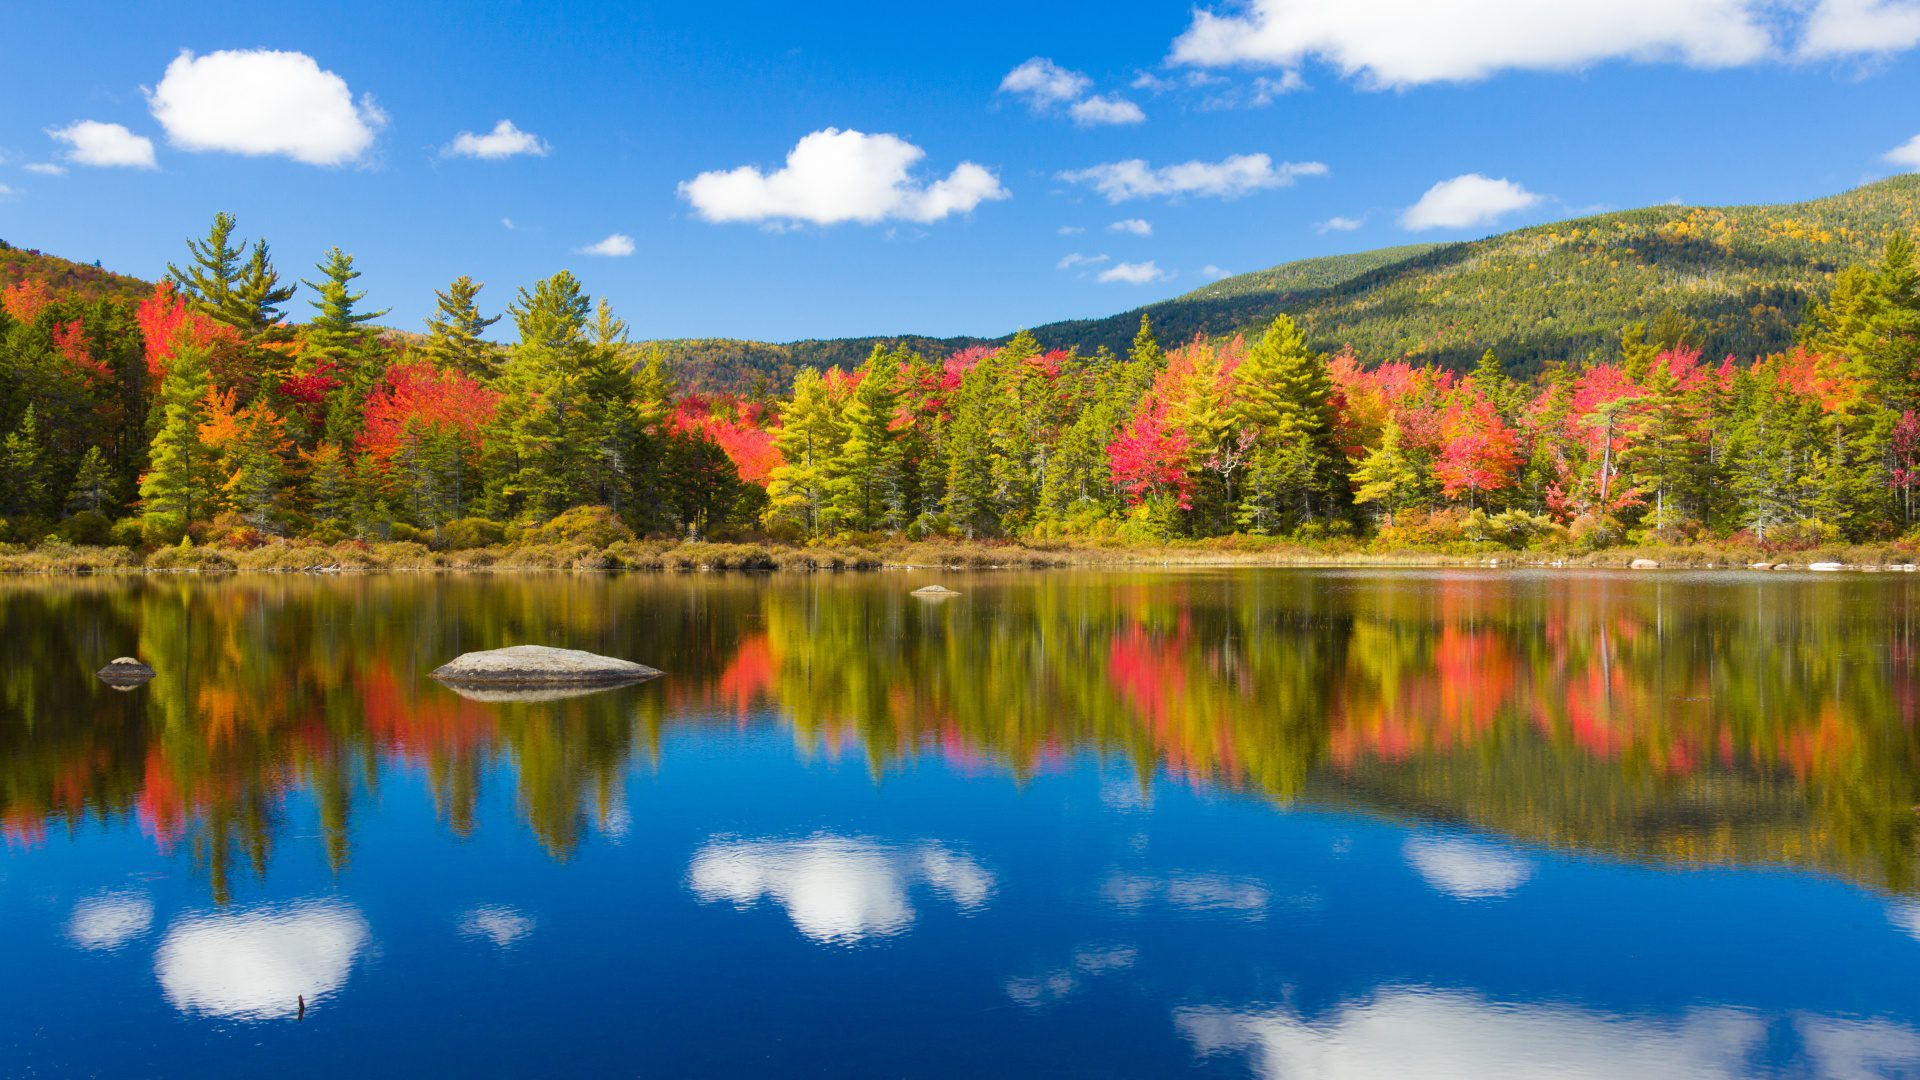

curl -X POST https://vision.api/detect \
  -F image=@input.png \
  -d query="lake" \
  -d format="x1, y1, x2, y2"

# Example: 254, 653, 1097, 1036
1, 568, 1917, 1078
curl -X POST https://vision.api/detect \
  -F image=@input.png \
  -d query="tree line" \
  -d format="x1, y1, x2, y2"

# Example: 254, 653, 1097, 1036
0, 212, 1917, 552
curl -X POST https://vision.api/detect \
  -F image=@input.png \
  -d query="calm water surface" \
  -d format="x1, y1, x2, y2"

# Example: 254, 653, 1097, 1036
2, 569, 1918, 1078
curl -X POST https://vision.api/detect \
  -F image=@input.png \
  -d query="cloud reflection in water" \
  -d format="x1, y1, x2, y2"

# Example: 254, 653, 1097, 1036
153, 901, 370, 1020
1404, 836, 1534, 900
65, 891, 154, 952
687, 836, 994, 945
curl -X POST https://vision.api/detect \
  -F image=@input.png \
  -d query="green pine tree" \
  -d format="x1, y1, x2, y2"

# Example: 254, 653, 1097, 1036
422, 276, 504, 382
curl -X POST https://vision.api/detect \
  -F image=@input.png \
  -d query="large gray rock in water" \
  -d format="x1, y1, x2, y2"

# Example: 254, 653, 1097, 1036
1628, 558, 1660, 570
96, 657, 155, 686
430, 646, 662, 689
912, 584, 960, 597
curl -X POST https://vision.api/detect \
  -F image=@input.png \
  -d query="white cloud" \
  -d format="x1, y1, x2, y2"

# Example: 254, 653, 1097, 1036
688, 836, 994, 945
25, 162, 67, 176
578, 233, 636, 256
1317, 215, 1365, 233
1800, 0, 1920, 57
445, 119, 548, 160
0, 184, 14, 199
154, 901, 369, 1020
458, 906, 536, 947
1058, 252, 1111, 270
1401, 174, 1543, 231
1061, 154, 1325, 203
999, 57, 1092, 109
1070, 94, 1147, 126
1109, 218, 1153, 236
501, 217, 516, 230
66, 892, 154, 951
1403, 836, 1533, 898
1202, 264, 1232, 279
1132, 71, 1176, 92
1886, 133, 1920, 171
1098, 261, 1171, 285
679, 128, 1007, 226
1057, 225, 1086, 235
48, 121, 156, 169
149, 49, 383, 166
1170, 0, 1788, 87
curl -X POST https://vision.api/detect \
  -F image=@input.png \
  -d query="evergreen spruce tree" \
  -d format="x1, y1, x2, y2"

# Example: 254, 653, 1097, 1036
139, 342, 221, 533
827, 346, 903, 531
483, 271, 606, 520
1228, 315, 1345, 533
942, 356, 999, 538
303, 247, 390, 362
422, 276, 504, 382
0, 405, 49, 519
65, 445, 114, 515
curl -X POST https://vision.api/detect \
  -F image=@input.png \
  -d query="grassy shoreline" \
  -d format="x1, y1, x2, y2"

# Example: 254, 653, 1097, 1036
3, 536, 1918, 575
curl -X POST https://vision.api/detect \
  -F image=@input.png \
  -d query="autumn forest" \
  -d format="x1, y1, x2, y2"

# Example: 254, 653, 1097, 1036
3, 206, 1920, 562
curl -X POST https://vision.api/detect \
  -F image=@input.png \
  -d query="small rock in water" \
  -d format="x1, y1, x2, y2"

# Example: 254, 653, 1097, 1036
1628, 559, 1660, 570
430, 645, 662, 690
912, 584, 960, 597
96, 657, 155, 686
1748, 562, 1774, 571
1807, 562, 1846, 572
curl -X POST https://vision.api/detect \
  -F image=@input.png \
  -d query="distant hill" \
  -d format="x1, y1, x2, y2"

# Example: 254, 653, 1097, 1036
0, 238, 153, 307
650, 175, 1920, 392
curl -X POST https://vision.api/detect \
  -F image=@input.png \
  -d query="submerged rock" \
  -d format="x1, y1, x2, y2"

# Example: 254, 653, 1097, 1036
96, 657, 155, 686
430, 646, 662, 689
912, 584, 960, 597
1628, 559, 1660, 570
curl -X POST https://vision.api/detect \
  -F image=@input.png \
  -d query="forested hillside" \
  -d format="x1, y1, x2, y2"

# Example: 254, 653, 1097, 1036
0, 239, 151, 308
651, 176, 1920, 390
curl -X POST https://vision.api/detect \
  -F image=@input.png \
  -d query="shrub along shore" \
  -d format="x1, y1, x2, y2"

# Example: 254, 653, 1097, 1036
4, 531, 1915, 576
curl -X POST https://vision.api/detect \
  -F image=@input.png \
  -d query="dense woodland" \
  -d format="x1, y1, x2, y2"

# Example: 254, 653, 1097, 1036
1, 206, 1919, 555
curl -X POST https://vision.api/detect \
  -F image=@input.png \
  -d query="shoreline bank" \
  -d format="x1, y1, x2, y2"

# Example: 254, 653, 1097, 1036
3, 538, 1917, 576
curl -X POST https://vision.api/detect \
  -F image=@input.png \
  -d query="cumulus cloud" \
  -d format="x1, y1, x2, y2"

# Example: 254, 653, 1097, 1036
458, 906, 536, 947
1886, 133, 1920, 171
66, 892, 154, 951
1403, 836, 1533, 899
1799, 0, 1920, 57
149, 49, 384, 165
1317, 215, 1365, 233
1109, 218, 1153, 235
1058, 252, 1111, 270
688, 836, 994, 945
154, 901, 369, 1020
48, 121, 156, 169
1070, 95, 1147, 126
679, 128, 1007, 227
999, 57, 1092, 109
578, 233, 636, 256
445, 119, 548, 160
24, 162, 66, 176
1401, 174, 1542, 231
1167, 0, 1823, 87
1098, 261, 1170, 285
1060, 154, 1325, 203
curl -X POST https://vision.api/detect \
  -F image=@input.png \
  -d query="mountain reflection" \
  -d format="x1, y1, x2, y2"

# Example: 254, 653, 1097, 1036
153, 900, 369, 1020
687, 836, 995, 944
1, 571, 1917, 899
1177, 989, 1920, 1080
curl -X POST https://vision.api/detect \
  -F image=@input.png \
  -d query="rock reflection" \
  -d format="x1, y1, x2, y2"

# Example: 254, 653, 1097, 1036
1403, 836, 1534, 900
65, 891, 154, 951
153, 901, 370, 1020
687, 836, 994, 945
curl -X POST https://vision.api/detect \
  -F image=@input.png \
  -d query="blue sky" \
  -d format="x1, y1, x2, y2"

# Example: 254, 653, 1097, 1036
3, 0, 1919, 343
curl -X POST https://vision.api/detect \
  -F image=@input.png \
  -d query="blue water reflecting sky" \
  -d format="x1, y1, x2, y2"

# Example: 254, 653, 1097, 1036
6, 713, 1919, 1078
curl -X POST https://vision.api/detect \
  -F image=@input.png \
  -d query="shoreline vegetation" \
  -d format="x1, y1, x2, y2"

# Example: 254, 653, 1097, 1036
4, 533, 1917, 575
5, 207, 1920, 571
